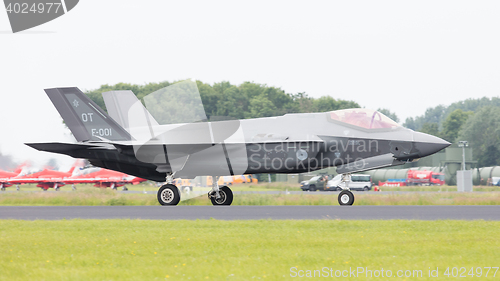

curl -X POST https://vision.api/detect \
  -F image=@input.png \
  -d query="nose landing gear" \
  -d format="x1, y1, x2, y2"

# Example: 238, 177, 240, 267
338, 173, 355, 206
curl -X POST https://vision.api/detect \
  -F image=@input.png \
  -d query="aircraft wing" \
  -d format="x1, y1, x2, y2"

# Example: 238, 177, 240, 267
336, 153, 405, 174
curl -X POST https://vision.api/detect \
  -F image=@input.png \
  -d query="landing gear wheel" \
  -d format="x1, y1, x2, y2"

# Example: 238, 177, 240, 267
122, 187, 128, 191
209, 186, 233, 206
338, 190, 354, 206
0, 187, 5, 191
157, 184, 180, 206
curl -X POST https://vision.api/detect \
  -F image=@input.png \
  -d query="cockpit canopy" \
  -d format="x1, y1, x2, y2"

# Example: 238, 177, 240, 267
328, 108, 400, 130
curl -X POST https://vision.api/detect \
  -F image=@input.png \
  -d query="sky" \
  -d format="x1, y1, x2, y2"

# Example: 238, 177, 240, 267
1, 0, 499, 169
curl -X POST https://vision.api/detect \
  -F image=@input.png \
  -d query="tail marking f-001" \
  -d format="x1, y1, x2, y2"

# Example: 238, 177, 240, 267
44, 87, 132, 142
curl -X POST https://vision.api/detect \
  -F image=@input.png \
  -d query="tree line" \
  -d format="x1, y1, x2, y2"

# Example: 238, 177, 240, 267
85, 80, 361, 120
407, 99, 500, 167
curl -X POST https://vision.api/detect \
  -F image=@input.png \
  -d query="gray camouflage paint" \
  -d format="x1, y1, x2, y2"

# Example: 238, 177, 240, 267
26, 82, 450, 181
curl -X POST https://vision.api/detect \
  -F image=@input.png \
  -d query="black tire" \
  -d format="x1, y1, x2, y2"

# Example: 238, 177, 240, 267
309, 185, 316, 191
122, 187, 128, 191
210, 186, 233, 206
338, 190, 355, 206
1, 187, 5, 191
363, 186, 369, 191
157, 184, 180, 206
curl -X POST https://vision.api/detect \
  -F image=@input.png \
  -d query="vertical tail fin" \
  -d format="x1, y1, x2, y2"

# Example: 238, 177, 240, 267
45, 87, 132, 142
102, 90, 159, 132
67, 166, 76, 175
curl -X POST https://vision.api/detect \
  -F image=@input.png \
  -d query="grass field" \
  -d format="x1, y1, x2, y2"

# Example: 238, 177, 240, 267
1, 219, 499, 280
2, 187, 500, 206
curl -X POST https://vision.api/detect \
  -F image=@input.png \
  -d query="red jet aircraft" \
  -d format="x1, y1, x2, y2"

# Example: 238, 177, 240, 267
8, 166, 77, 191
0, 166, 24, 190
65, 167, 146, 190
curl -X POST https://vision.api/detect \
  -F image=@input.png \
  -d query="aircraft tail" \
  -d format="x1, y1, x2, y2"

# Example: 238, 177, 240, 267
67, 166, 76, 175
13, 162, 29, 174
44, 87, 132, 142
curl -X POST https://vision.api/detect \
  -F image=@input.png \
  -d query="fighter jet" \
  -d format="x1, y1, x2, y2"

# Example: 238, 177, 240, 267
0, 164, 26, 191
26, 82, 450, 206
8, 166, 77, 191
64, 167, 146, 190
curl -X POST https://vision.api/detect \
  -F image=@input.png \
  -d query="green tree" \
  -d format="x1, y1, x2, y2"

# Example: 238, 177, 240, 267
457, 106, 500, 167
377, 108, 400, 123
403, 97, 500, 131
404, 117, 416, 130
440, 109, 473, 143
419, 122, 440, 137
313, 96, 339, 112
248, 94, 277, 118
85, 80, 360, 120
477, 145, 500, 167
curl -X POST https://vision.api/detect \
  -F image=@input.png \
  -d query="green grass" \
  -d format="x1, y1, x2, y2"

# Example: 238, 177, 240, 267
0, 187, 158, 206
3, 187, 500, 206
377, 184, 500, 192
181, 192, 500, 206
1, 220, 499, 280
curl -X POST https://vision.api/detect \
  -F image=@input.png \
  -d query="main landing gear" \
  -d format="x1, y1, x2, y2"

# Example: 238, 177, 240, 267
157, 183, 181, 206
156, 174, 234, 206
157, 173, 181, 206
338, 173, 355, 206
208, 176, 233, 206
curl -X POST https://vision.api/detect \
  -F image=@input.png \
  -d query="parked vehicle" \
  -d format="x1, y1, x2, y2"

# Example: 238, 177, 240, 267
233, 174, 258, 184
326, 174, 372, 191
407, 170, 445, 186
300, 175, 329, 191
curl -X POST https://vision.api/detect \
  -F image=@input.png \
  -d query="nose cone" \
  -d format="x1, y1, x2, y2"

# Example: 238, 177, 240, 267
412, 131, 451, 158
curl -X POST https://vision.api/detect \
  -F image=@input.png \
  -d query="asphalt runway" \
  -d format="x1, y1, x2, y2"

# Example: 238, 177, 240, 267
1, 205, 499, 220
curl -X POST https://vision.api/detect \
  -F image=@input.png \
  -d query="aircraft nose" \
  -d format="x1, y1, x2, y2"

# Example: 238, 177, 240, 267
412, 131, 451, 158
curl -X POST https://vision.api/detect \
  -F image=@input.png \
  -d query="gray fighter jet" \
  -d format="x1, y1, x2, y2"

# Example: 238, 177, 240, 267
26, 83, 450, 206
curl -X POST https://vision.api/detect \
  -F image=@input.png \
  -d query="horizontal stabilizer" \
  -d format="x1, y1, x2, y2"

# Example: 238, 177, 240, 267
25, 142, 110, 153
336, 153, 405, 174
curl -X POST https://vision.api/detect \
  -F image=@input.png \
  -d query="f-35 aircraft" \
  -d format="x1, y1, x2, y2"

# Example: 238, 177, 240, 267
26, 82, 450, 206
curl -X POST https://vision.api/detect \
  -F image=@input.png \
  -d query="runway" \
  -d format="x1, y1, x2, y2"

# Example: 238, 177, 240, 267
1, 205, 499, 220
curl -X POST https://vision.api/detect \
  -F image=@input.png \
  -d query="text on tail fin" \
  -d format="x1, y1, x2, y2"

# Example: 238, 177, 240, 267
45, 87, 132, 142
